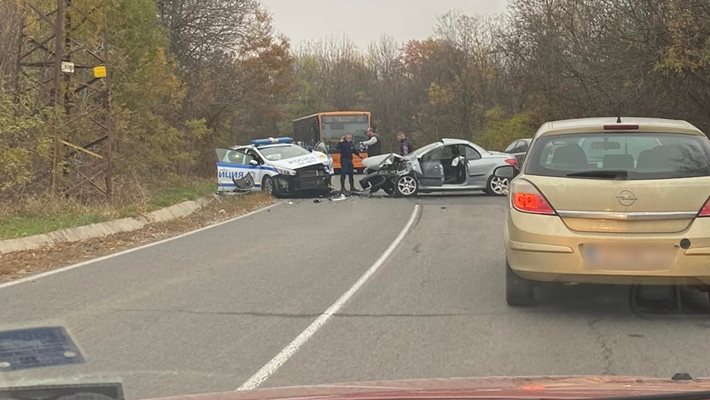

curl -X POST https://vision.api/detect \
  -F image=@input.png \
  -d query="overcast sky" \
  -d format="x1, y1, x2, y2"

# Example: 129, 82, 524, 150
261, 0, 509, 49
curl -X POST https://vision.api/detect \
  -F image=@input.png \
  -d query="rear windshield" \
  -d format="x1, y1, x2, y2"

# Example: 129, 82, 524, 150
525, 133, 710, 180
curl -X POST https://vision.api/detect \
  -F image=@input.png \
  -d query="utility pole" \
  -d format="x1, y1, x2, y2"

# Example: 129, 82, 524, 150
15, 0, 114, 199
50, 0, 65, 193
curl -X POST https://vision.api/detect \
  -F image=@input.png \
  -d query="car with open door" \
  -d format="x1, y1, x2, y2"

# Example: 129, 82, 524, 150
501, 117, 710, 306
360, 138, 518, 197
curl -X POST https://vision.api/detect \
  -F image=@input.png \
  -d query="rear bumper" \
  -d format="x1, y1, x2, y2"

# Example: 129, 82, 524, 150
505, 208, 710, 285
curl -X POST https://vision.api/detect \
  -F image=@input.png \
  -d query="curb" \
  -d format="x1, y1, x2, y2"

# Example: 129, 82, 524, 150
0, 197, 213, 255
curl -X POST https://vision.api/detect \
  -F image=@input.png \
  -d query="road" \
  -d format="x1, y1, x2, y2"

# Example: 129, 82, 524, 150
2, 192, 710, 399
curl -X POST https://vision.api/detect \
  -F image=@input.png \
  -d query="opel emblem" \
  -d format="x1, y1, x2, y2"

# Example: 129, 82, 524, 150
616, 190, 637, 206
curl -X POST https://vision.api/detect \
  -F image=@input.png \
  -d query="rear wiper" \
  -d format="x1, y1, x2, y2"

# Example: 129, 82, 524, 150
566, 170, 628, 179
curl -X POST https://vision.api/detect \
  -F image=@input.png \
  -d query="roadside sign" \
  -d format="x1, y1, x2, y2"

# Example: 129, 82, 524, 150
61, 61, 75, 73
93, 65, 107, 78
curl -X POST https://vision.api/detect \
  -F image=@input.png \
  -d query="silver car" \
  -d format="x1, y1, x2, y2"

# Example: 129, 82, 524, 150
503, 138, 532, 165
360, 138, 518, 197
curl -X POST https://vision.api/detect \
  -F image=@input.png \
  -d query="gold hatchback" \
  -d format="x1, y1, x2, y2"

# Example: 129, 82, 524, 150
501, 117, 710, 306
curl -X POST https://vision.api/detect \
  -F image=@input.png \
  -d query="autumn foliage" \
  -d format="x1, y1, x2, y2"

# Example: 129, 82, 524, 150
1, 0, 710, 200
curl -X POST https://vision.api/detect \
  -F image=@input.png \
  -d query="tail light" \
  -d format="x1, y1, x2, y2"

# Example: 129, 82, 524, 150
511, 179, 555, 215
504, 157, 519, 168
699, 197, 710, 217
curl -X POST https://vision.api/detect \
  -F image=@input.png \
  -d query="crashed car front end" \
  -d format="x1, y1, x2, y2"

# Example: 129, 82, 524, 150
272, 163, 331, 195
360, 153, 418, 193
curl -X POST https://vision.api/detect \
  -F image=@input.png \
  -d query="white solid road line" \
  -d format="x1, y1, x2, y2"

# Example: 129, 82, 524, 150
237, 204, 422, 391
0, 201, 283, 290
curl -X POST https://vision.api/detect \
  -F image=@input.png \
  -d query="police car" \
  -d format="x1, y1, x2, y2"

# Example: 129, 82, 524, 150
215, 137, 334, 196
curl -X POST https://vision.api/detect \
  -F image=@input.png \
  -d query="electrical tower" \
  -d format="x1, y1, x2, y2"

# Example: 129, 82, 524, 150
14, 0, 113, 199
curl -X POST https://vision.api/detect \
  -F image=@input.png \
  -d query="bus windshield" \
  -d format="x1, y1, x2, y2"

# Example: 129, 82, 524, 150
321, 115, 369, 148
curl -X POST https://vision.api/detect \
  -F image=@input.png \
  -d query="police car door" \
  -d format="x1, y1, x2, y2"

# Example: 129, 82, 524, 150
245, 148, 270, 189
216, 148, 255, 192
314, 140, 334, 175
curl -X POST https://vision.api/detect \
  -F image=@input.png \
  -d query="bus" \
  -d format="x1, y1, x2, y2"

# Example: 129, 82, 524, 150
293, 111, 371, 170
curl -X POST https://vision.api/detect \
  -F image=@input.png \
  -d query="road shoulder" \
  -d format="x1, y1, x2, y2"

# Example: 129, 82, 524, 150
0, 193, 274, 285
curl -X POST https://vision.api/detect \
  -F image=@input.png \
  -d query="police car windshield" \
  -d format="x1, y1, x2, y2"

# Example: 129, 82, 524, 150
259, 145, 310, 161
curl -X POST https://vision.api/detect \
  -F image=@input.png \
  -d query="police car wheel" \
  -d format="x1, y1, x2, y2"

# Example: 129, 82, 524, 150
262, 176, 275, 195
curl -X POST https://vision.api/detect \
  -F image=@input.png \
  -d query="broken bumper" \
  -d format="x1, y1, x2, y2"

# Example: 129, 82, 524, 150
274, 168, 331, 194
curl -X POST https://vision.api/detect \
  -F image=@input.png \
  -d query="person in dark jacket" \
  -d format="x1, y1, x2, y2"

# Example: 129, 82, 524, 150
362, 127, 381, 157
397, 131, 414, 156
336, 133, 359, 192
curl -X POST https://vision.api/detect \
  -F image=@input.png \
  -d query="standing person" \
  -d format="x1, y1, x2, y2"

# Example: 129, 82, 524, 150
361, 127, 381, 157
336, 133, 358, 193
397, 131, 414, 156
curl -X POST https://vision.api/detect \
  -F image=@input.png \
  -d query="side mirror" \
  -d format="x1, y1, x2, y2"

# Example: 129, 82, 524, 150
249, 159, 259, 166
493, 165, 516, 178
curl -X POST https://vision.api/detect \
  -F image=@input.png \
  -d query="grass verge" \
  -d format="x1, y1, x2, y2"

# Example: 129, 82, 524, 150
0, 192, 274, 283
0, 177, 218, 240
0, 214, 103, 240
147, 180, 217, 211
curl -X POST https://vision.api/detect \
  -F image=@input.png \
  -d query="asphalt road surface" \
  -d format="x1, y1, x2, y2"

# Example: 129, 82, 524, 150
2, 192, 710, 399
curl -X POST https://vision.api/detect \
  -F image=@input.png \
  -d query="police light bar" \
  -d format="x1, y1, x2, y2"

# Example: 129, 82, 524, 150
251, 137, 294, 146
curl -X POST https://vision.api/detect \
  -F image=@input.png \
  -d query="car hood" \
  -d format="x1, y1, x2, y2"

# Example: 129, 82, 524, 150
269, 152, 328, 170
362, 153, 406, 170
151, 376, 710, 400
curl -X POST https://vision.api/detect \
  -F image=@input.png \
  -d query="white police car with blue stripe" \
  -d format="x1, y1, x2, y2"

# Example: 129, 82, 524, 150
216, 137, 333, 196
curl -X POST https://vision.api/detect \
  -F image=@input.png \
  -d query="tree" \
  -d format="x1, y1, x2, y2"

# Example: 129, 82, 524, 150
156, 0, 265, 67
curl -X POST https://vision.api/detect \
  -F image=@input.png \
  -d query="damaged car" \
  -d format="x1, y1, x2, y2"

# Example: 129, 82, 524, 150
216, 137, 333, 196
360, 138, 518, 197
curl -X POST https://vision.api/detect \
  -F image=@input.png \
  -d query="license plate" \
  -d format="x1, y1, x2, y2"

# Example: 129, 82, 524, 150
583, 244, 676, 270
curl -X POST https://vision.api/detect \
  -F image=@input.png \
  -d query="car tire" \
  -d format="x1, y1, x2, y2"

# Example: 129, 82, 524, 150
364, 175, 388, 194
383, 181, 395, 196
506, 261, 534, 306
262, 176, 275, 195
486, 174, 510, 196
395, 175, 419, 197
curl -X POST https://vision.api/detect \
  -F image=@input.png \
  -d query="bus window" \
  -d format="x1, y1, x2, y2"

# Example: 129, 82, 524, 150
293, 115, 320, 148
312, 120, 320, 145
321, 115, 369, 149
293, 112, 371, 170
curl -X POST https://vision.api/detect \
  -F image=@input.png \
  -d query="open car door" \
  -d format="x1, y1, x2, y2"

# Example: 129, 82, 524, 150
313, 140, 334, 175
215, 148, 256, 192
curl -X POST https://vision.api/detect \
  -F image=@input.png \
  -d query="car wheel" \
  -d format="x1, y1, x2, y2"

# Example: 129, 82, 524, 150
362, 175, 384, 193
487, 174, 510, 196
262, 176, 275, 195
395, 175, 419, 197
506, 261, 534, 306
383, 181, 396, 196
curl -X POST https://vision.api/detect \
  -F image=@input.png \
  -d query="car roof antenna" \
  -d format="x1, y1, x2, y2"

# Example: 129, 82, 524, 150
616, 116, 622, 123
